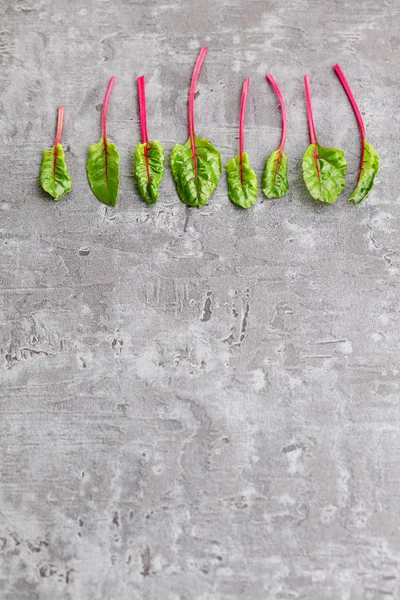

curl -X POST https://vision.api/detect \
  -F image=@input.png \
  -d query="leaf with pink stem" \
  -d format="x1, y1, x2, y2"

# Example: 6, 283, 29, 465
171, 48, 222, 208
302, 75, 347, 204
40, 105, 72, 201
262, 74, 289, 199
134, 75, 165, 204
87, 77, 120, 207
334, 64, 379, 204
226, 78, 258, 209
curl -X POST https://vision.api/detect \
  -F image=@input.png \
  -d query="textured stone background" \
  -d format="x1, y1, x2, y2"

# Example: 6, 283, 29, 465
0, 0, 399, 598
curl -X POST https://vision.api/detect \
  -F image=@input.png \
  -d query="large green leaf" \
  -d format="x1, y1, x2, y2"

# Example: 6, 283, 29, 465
262, 150, 288, 199
302, 143, 347, 204
87, 137, 120, 207
170, 134, 222, 208
40, 143, 72, 201
226, 152, 258, 209
134, 140, 165, 204
348, 140, 380, 204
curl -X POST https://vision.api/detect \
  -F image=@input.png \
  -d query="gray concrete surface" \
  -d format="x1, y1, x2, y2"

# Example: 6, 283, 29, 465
0, 0, 398, 598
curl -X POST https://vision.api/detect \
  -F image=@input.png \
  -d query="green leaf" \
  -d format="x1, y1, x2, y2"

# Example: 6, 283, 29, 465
226, 152, 258, 209
262, 150, 289, 199
40, 143, 72, 201
302, 143, 347, 204
87, 137, 120, 207
134, 140, 165, 204
170, 134, 222, 208
348, 140, 380, 204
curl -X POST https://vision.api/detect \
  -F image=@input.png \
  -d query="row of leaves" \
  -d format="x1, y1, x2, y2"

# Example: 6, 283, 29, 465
40, 51, 379, 209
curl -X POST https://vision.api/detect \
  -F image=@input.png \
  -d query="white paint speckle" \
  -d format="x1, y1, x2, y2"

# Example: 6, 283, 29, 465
252, 368, 265, 391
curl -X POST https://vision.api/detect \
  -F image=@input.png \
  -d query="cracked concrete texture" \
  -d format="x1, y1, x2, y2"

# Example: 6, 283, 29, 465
0, 0, 399, 598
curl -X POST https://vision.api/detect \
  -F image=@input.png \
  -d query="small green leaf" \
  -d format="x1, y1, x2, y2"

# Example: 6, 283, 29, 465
226, 152, 258, 209
40, 143, 72, 201
262, 150, 289, 199
171, 135, 222, 208
134, 140, 165, 204
348, 140, 379, 204
87, 137, 120, 207
302, 143, 347, 204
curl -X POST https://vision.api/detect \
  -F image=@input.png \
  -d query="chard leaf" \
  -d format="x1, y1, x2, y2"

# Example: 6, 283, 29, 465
170, 135, 222, 208
226, 152, 258, 209
87, 137, 120, 207
172, 48, 222, 208
263, 74, 289, 199
134, 140, 165, 204
334, 65, 380, 204
87, 77, 119, 207
348, 140, 380, 204
226, 79, 257, 209
302, 143, 347, 204
40, 143, 72, 201
262, 150, 289, 199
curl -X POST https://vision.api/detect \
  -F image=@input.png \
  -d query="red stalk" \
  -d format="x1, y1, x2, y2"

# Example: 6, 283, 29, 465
266, 74, 287, 185
101, 76, 116, 186
188, 47, 208, 181
266, 74, 287, 153
102, 76, 116, 142
239, 78, 250, 184
137, 75, 150, 183
137, 75, 149, 144
304, 75, 317, 145
334, 64, 366, 183
53, 105, 64, 183
304, 75, 321, 186
55, 105, 64, 146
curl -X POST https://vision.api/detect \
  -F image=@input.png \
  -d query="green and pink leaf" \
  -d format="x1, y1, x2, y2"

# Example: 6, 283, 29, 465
226, 78, 258, 209
171, 48, 222, 208
262, 74, 289, 199
40, 106, 72, 201
134, 75, 165, 204
87, 76, 120, 207
334, 64, 379, 204
302, 75, 347, 204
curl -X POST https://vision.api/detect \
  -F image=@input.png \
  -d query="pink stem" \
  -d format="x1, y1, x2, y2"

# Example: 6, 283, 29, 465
266, 74, 287, 153
239, 78, 249, 156
334, 64, 366, 185
52, 106, 63, 182
102, 76, 116, 142
333, 64, 366, 140
304, 75, 321, 186
304, 75, 317, 145
239, 78, 250, 184
188, 47, 208, 181
137, 75, 150, 183
137, 75, 149, 144
55, 105, 64, 146
101, 77, 115, 187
